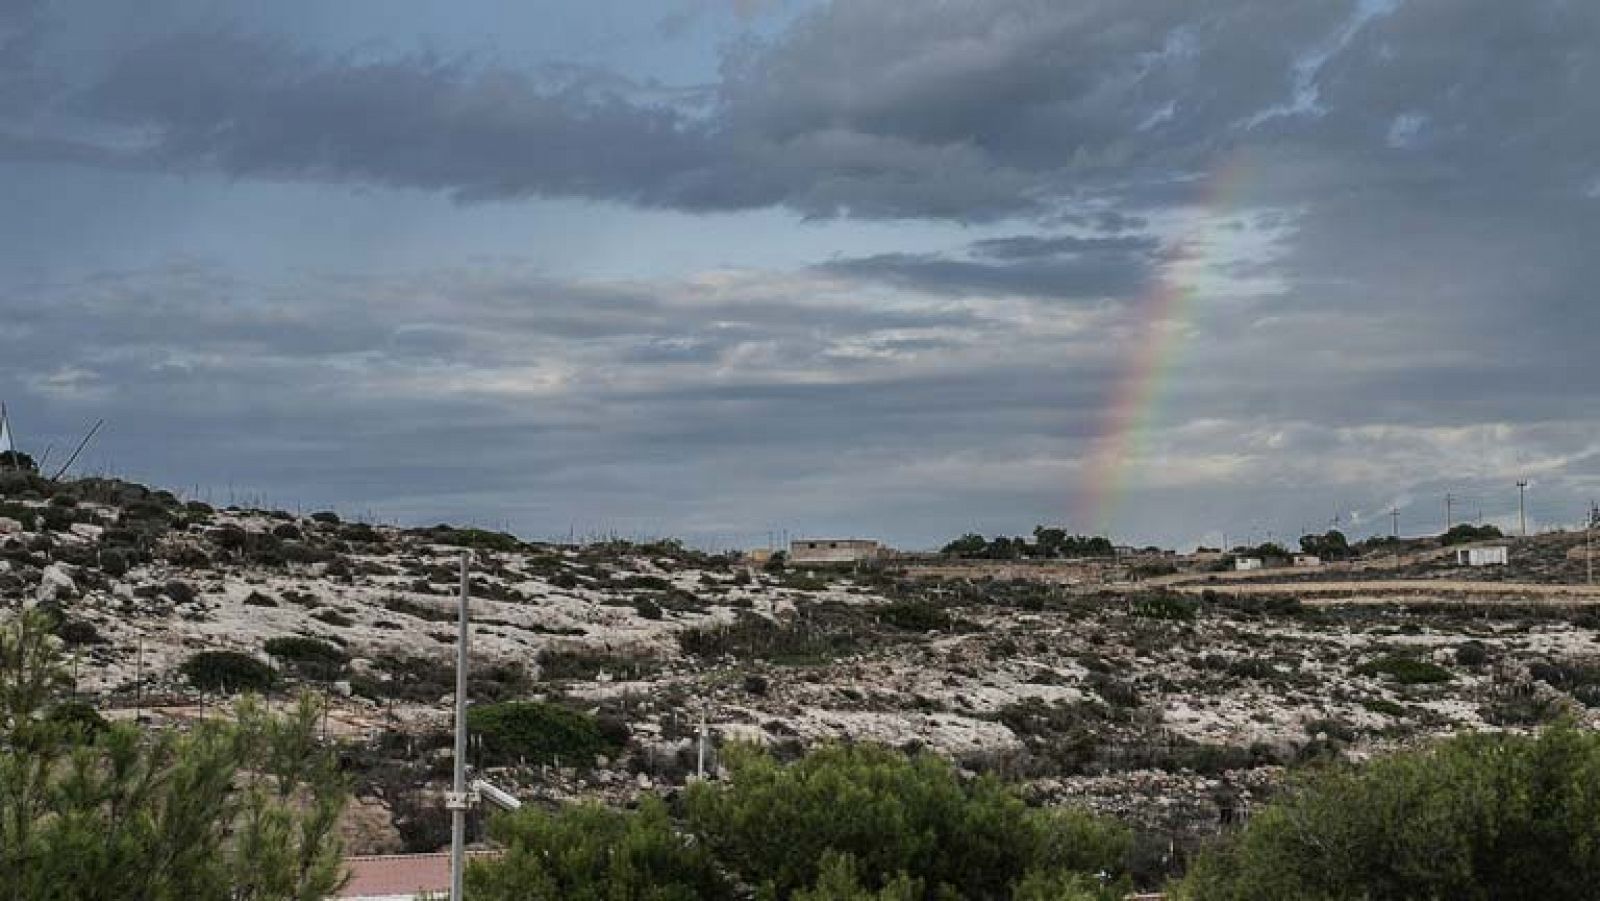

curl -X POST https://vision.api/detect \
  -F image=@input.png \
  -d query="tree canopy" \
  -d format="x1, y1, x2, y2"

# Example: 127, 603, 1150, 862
1175, 722, 1600, 901
1442, 523, 1504, 545
941, 528, 1116, 560
1297, 530, 1351, 560
0, 610, 349, 901
469, 741, 1130, 901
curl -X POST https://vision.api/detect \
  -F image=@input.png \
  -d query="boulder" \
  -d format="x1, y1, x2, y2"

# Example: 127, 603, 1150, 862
36, 563, 76, 603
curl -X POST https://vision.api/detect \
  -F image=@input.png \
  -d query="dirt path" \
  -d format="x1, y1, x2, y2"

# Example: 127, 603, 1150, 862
1171, 578, 1600, 604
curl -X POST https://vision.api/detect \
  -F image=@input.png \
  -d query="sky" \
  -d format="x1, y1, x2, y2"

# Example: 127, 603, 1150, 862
3, 0, 1599, 550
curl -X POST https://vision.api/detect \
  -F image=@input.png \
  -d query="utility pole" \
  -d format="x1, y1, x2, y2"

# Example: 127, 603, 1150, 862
448, 552, 471, 901
1390, 508, 1400, 540
1445, 493, 1455, 534
1516, 480, 1529, 537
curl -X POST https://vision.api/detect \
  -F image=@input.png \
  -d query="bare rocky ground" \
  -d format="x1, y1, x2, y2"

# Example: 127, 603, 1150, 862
4, 473, 1599, 873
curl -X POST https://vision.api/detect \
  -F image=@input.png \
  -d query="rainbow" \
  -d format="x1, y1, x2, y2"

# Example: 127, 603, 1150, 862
1073, 155, 1252, 535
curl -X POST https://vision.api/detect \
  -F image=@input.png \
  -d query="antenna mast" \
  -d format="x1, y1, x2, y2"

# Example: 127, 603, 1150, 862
51, 419, 104, 482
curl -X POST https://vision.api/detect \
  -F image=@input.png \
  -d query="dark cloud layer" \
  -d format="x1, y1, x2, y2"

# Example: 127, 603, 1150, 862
3, 1, 1599, 545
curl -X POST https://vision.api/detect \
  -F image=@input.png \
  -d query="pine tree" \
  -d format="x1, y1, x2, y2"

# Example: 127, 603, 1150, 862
0, 610, 350, 900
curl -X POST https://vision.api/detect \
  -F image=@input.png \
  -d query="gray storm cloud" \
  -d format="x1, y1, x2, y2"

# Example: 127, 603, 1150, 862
1, 0, 1597, 546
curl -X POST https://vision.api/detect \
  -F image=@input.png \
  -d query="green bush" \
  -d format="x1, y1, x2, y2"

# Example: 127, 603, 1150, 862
1455, 641, 1490, 667
179, 650, 275, 693
424, 526, 521, 552
793, 854, 922, 900
467, 701, 623, 767
0, 502, 35, 529
1441, 523, 1503, 545
55, 620, 105, 646
1175, 723, 1600, 900
685, 743, 1130, 899
263, 636, 347, 680
44, 700, 108, 737
467, 798, 733, 901
1528, 660, 1600, 706
1354, 655, 1453, 684
877, 601, 955, 632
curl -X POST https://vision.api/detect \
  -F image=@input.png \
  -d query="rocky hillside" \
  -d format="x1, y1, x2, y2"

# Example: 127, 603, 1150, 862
4, 469, 1599, 871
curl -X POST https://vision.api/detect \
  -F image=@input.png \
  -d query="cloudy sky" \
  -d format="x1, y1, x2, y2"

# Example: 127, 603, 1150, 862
3, 0, 1598, 549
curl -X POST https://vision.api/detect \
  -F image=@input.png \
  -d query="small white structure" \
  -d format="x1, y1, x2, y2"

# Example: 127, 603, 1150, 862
789, 538, 882, 565
1235, 557, 1264, 572
1455, 546, 1509, 567
1292, 554, 1322, 568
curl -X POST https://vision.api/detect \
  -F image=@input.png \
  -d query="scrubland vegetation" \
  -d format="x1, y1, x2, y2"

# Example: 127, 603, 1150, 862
7, 470, 1600, 897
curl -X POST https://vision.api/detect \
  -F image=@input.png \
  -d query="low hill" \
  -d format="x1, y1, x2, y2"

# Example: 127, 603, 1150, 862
5, 470, 1600, 880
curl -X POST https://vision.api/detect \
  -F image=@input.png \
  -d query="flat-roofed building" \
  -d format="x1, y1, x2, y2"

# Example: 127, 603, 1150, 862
789, 538, 882, 565
1456, 546, 1509, 567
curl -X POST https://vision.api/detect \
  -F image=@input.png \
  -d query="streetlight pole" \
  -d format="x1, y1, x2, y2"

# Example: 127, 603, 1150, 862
449, 552, 471, 900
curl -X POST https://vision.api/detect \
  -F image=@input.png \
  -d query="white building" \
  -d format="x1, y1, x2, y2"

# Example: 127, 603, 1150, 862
1455, 546, 1509, 567
1235, 557, 1264, 571
789, 538, 882, 565
1292, 554, 1321, 568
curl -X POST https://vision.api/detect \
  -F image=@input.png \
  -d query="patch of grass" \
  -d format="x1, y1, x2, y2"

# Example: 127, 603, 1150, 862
1361, 697, 1407, 717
